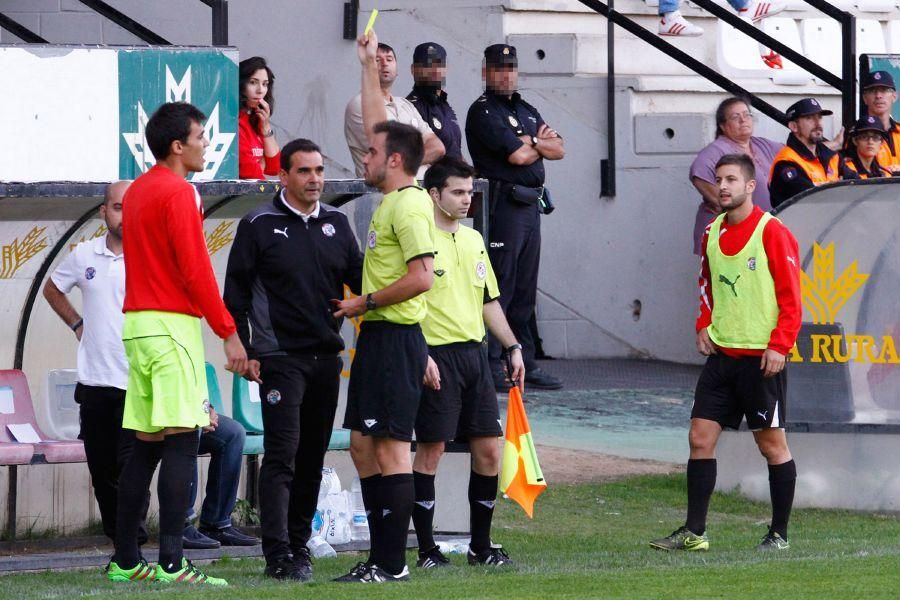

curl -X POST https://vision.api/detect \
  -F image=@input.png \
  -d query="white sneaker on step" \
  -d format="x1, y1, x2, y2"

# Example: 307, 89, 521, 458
658, 11, 704, 37
738, 0, 785, 23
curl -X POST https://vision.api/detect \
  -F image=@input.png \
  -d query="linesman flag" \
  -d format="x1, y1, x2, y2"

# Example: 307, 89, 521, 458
500, 386, 547, 518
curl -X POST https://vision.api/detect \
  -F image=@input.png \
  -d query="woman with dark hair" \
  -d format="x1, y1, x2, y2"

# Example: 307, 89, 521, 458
841, 116, 892, 179
688, 97, 782, 255
239, 56, 281, 179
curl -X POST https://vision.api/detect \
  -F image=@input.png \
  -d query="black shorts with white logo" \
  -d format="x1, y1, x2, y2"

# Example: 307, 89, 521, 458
692, 353, 787, 430
343, 320, 428, 442
415, 341, 502, 443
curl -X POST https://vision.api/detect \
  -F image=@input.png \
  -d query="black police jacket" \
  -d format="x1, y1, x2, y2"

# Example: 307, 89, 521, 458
408, 85, 463, 159
224, 192, 364, 358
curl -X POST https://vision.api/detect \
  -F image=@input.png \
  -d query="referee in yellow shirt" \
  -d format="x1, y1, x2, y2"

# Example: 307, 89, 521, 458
411, 156, 524, 569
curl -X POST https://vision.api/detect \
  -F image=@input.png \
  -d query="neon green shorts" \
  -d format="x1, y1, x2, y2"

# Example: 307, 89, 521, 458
122, 310, 210, 433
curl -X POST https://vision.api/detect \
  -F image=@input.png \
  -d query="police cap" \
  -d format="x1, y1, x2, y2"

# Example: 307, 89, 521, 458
850, 115, 888, 138
785, 98, 833, 121
862, 70, 896, 91
413, 42, 447, 65
484, 44, 517, 67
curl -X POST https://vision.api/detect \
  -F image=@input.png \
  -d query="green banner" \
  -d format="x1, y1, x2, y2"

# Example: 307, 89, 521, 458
118, 48, 238, 181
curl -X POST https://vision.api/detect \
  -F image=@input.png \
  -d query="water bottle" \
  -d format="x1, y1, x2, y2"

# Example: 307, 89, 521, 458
307, 535, 337, 558
349, 477, 370, 541
437, 538, 470, 555
320, 467, 341, 496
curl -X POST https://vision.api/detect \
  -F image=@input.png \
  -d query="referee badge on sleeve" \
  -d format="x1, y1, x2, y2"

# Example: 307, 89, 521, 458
476, 261, 487, 280
367, 230, 377, 249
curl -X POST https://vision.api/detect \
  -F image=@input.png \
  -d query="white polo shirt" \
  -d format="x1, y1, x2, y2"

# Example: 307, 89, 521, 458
50, 234, 128, 390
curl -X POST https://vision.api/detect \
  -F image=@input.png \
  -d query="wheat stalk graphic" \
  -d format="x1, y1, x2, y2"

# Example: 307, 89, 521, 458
0, 227, 50, 280
800, 242, 868, 324
205, 221, 235, 256
69, 224, 108, 252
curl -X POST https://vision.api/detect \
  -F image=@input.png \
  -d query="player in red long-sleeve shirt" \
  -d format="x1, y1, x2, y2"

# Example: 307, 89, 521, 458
107, 102, 249, 587
651, 153, 801, 554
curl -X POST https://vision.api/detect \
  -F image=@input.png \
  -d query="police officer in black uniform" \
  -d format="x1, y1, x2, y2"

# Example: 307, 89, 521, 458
465, 43, 565, 391
407, 42, 462, 159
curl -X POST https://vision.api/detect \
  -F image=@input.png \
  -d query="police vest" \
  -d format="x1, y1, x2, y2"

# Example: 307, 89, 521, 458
706, 212, 779, 349
768, 145, 840, 186
842, 157, 891, 179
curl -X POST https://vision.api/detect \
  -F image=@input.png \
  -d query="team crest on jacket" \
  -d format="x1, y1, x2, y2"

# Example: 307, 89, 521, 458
266, 389, 282, 405
476, 261, 487, 280
321, 223, 335, 237
85, 267, 96, 280
367, 230, 377, 249
747, 257, 756, 271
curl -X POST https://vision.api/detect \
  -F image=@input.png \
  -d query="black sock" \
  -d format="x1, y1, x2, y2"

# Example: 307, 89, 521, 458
469, 472, 498, 554
359, 474, 382, 565
378, 473, 414, 575
768, 459, 796, 540
157, 431, 199, 573
114, 439, 163, 569
412, 471, 436, 552
685, 458, 717, 535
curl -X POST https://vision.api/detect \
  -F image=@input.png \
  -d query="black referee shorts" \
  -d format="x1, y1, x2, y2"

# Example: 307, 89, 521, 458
692, 353, 788, 431
343, 320, 428, 442
416, 341, 502, 443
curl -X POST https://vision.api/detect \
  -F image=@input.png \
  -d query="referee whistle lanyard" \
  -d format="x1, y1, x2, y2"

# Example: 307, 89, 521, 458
500, 384, 547, 518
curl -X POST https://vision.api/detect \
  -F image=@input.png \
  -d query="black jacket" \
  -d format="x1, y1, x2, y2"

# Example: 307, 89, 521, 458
224, 192, 363, 358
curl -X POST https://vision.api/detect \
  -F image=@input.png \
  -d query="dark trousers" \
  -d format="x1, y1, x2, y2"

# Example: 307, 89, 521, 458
487, 195, 542, 370
258, 354, 342, 562
75, 383, 149, 544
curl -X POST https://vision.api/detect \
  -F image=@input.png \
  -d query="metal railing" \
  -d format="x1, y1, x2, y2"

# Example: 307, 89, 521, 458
577, 0, 857, 197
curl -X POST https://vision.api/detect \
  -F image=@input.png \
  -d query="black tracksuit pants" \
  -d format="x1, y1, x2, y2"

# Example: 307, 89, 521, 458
257, 354, 342, 562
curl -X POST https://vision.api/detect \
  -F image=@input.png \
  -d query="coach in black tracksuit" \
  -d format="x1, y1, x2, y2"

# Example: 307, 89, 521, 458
224, 138, 363, 582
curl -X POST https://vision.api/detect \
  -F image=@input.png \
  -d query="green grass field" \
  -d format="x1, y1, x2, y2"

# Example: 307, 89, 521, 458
2, 474, 898, 599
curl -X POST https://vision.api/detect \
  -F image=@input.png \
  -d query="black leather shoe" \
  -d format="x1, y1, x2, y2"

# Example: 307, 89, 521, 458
199, 525, 260, 547
265, 555, 309, 581
182, 523, 221, 549
525, 368, 563, 390
492, 370, 511, 393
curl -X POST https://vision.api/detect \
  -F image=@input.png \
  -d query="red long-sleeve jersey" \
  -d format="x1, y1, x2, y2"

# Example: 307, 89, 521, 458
122, 164, 237, 339
696, 205, 802, 356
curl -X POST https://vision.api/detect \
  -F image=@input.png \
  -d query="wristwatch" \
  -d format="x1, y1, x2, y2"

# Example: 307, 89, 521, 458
365, 293, 377, 312
263, 128, 275, 138
530, 135, 539, 147
505, 343, 523, 354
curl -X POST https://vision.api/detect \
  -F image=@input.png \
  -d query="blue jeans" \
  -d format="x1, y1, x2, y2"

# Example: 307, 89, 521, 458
187, 414, 246, 528
659, 0, 748, 15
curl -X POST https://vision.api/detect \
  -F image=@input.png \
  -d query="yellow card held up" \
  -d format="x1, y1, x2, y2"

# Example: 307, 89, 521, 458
364, 9, 379, 36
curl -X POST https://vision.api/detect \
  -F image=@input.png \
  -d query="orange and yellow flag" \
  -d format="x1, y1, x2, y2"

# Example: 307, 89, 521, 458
500, 386, 547, 518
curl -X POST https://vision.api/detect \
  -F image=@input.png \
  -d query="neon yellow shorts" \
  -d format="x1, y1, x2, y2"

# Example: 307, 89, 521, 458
122, 310, 210, 433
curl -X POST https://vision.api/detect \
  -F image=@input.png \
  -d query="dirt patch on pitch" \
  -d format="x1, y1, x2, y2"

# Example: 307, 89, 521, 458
536, 444, 683, 484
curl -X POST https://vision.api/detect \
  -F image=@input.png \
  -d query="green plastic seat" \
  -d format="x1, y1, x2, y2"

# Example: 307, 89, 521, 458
204, 362, 224, 414
328, 428, 351, 450
242, 434, 265, 455
231, 373, 264, 434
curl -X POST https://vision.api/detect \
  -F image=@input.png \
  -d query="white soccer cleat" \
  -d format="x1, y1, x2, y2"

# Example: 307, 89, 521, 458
738, 0, 785, 23
659, 11, 704, 37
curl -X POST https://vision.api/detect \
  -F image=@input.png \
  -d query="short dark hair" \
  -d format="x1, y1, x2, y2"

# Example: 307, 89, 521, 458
715, 96, 751, 138
373, 121, 424, 176
280, 138, 322, 171
423, 156, 476, 192
145, 102, 206, 160
715, 153, 755, 181
377, 43, 395, 58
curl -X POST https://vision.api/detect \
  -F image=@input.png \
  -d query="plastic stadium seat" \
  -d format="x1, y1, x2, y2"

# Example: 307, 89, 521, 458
42, 369, 80, 441
717, 21, 773, 78
856, 19, 887, 55
0, 370, 84, 463
856, 0, 896, 12
0, 384, 35, 464
889, 20, 900, 53
232, 373, 264, 434
204, 362, 225, 414
800, 18, 841, 83
762, 18, 811, 85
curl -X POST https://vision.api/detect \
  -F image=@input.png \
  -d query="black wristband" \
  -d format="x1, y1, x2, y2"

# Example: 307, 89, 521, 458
70, 318, 83, 332
505, 343, 523, 354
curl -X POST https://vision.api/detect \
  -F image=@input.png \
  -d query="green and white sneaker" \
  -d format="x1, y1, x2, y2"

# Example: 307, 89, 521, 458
650, 526, 709, 551
757, 530, 790, 551
154, 558, 228, 586
106, 558, 156, 582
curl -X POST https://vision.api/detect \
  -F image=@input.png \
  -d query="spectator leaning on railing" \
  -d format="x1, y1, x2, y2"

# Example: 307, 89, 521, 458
238, 56, 281, 179
689, 97, 783, 256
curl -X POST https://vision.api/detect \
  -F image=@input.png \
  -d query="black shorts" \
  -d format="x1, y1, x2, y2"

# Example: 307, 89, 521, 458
415, 342, 502, 443
692, 353, 787, 430
343, 321, 428, 442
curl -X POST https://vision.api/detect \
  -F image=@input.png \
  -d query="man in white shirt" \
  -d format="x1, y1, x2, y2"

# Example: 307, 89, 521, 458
43, 181, 149, 546
345, 35, 445, 177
